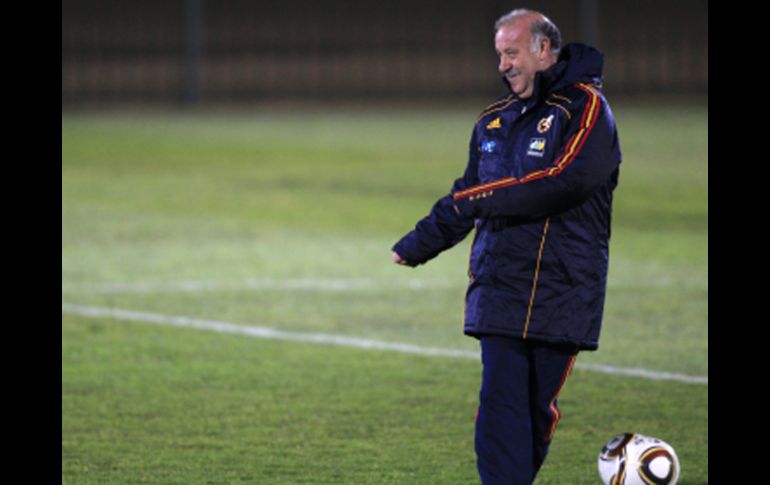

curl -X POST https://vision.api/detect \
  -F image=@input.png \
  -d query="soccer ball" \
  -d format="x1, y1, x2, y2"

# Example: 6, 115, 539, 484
597, 433, 680, 485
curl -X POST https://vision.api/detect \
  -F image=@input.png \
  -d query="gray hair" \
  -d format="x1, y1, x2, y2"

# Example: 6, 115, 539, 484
495, 9, 561, 57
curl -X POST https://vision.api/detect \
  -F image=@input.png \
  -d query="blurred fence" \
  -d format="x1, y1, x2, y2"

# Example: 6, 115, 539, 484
62, 0, 708, 105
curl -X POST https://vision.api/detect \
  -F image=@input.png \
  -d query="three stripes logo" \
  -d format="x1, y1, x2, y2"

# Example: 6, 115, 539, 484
486, 117, 501, 130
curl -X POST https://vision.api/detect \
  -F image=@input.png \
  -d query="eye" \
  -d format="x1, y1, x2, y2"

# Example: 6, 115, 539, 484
496, 49, 517, 60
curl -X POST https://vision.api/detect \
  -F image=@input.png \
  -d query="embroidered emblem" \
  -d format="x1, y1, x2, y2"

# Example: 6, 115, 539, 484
481, 140, 497, 153
537, 114, 554, 133
527, 138, 546, 157
486, 117, 502, 130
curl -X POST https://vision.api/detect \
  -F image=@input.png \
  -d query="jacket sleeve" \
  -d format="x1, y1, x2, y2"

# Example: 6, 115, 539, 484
391, 127, 480, 267
452, 85, 621, 220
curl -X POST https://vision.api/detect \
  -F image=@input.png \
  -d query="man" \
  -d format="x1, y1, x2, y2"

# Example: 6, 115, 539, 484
391, 8, 621, 485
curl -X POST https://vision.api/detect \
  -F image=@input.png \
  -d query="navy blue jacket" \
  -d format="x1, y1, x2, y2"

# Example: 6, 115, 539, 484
392, 43, 621, 350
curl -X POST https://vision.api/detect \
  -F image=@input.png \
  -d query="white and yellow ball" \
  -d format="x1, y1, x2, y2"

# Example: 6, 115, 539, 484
597, 433, 680, 485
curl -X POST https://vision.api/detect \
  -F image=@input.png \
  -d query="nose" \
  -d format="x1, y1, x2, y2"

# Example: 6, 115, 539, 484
498, 55, 511, 74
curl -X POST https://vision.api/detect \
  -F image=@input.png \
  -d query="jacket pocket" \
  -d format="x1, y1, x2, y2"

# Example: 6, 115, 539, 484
468, 223, 496, 282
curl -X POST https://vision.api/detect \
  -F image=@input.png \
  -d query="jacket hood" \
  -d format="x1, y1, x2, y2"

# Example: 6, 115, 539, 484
503, 42, 605, 100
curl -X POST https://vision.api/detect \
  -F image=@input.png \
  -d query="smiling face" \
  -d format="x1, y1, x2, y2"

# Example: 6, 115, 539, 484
495, 16, 556, 99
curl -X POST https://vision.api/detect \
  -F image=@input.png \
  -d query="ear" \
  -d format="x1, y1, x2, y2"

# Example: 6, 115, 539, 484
538, 37, 551, 61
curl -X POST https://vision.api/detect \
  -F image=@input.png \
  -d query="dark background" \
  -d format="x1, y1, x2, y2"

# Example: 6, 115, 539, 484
62, 0, 708, 105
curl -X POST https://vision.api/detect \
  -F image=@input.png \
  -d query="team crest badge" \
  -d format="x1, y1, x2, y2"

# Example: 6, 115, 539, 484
486, 117, 502, 130
537, 115, 554, 133
527, 138, 546, 157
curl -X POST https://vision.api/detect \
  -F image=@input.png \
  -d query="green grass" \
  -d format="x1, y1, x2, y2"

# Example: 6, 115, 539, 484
62, 100, 707, 483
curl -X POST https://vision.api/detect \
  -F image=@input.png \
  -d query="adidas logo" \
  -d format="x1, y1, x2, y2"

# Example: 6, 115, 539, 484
486, 117, 501, 130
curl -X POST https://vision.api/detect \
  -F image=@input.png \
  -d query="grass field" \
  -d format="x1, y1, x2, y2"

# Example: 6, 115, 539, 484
62, 99, 707, 484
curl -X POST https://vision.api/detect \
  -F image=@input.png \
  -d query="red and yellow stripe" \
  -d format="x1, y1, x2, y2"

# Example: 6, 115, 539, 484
476, 95, 515, 124
544, 354, 577, 443
550, 93, 573, 104
545, 100, 571, 119
454, 83, 601, 202
523, 218, 550, 339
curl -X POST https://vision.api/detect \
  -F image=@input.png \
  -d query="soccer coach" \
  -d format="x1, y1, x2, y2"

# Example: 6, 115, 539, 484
391, 8, 621, 485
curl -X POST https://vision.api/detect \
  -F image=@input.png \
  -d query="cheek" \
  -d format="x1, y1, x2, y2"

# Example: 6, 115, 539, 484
520, 63, 536, 79
513, 59, 530, 74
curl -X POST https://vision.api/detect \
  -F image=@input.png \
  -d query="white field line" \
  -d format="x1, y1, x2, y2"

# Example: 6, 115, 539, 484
61, 303, 708, 385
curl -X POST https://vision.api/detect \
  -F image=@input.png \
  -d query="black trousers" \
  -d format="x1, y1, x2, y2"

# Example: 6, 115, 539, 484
475, 336, 578, 485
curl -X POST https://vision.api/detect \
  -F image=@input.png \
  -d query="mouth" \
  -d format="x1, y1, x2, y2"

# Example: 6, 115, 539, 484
503, 69, 521, 81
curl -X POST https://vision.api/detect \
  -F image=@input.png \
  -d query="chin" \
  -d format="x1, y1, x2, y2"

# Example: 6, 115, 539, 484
511, 84, 531, 99
507, 80, 523, 96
